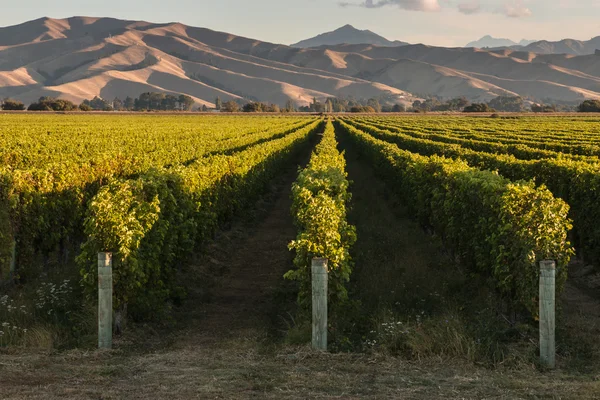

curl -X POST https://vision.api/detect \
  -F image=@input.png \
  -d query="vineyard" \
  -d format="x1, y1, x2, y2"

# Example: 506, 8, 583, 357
2, 114, 600, 397
0, 115, 320, 318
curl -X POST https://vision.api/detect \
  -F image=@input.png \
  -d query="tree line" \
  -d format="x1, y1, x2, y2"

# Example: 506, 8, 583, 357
1, 94, 599, 113
0, 93, 196, 112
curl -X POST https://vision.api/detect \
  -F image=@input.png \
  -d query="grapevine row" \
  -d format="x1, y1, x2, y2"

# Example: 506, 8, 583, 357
341, 118, 600, 265
336, 120, 573, 317
286, 120, 356, 311
0, 118, 320, 287
0, 115, 314, 169
365, 116, 600, 145
353, 118, 600, 162
75, 118, 323, 316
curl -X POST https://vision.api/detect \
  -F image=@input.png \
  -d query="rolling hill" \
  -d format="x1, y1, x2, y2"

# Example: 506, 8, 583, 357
521, 37, 600, 56
0, 17, 415, 107
1, 17, 600, 107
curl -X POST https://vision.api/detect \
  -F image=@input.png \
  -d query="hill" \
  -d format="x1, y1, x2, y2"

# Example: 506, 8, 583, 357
0, 17, 414, 108
291, 25, 408, 48
522, 36, 600, 55
1, 17, 600, 107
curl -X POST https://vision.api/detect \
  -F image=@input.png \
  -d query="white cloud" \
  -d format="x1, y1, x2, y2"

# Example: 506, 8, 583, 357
340, 0, 441, 12
502, 0, 532, 18
457, 0, 481, 14
339, 0, 535, 17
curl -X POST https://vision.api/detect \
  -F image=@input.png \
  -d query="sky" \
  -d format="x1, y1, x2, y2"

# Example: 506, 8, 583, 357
1, 0, 599, 47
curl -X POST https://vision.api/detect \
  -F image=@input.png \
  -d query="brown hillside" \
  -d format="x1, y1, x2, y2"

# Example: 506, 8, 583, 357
1, 17, 599, 105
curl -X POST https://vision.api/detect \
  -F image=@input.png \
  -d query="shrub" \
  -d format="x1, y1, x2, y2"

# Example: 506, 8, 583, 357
577, 100, 600, 113
1, 99, 25, 111
28, 97, 77, 111
464, 103, 494, 112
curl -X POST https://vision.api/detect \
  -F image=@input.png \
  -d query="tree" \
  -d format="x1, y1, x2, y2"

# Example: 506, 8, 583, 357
1, 99, 25, 110
367, 98, 381, 113
178, 95, 194, 111
441, 97, 470, 111
79, 103, 92, 111
532, 103, 557, 113
488, 96, 525, 112
28, 97, 77, 111
221, 100, 239, 112
578, 100, 600, 112
134, 93, 150, 111
243, 102, 263, 112
162, 94, 178, 111
392, 104, 405, 112
134, 92, 165, 111
417, 98, 442, 112
463, 103, 494, 112
201, 104, 208, 112
84, 96, 112, 110
113, 97, 124, 111
310, 97, 324, 113
124, 96, 135, 110
215, 97, 222, 111
284, 99, 296, 112
325, 99, 333, 113
150, 92, 166, 110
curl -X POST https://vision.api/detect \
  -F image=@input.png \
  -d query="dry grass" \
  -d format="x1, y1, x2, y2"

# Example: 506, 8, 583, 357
2, 338, 600, 399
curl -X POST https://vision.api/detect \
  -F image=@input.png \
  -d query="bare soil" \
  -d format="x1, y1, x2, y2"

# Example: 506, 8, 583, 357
2, 140, 600, 399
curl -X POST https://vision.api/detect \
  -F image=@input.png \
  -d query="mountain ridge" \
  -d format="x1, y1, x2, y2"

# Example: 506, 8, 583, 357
291, 25, 408, 48
1, 17, 600, 108
0, 17, 415, 107
466, 35, 536, 48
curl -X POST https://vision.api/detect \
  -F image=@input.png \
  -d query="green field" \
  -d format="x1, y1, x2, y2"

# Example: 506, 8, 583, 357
1, 114, 600, 398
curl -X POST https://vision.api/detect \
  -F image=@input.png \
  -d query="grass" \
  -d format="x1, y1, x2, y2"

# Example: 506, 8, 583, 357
0, 275, 96, 349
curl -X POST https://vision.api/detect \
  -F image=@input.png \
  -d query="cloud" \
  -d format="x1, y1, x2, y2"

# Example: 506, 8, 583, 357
502, 0, 532, 18
339, 0, 441, 12
457, 0, 481, 14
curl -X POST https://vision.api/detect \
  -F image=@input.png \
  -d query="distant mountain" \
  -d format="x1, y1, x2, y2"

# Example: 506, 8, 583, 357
469, 35, 600, 56
0, 17, 414, 107
466, 35, 535, 48
522, 36, 600, 55
291, 25, 408, 48
519, 39, 537, 46
1, 17, 600, 107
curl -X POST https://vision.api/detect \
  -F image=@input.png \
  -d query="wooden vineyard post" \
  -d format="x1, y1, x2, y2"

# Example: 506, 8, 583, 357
539, 260, 556, 369
98, 252, 113, 349
312, 258, 328, 351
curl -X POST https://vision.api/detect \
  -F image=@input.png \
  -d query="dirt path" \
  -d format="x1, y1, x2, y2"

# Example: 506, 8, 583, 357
173, 173, 298, 346
339, 125, 457, 317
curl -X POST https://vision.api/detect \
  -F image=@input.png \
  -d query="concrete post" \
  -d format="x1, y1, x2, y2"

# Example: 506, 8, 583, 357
539, 259, 556, 368
98, 252, 113, 349
312, 258, 328, 351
